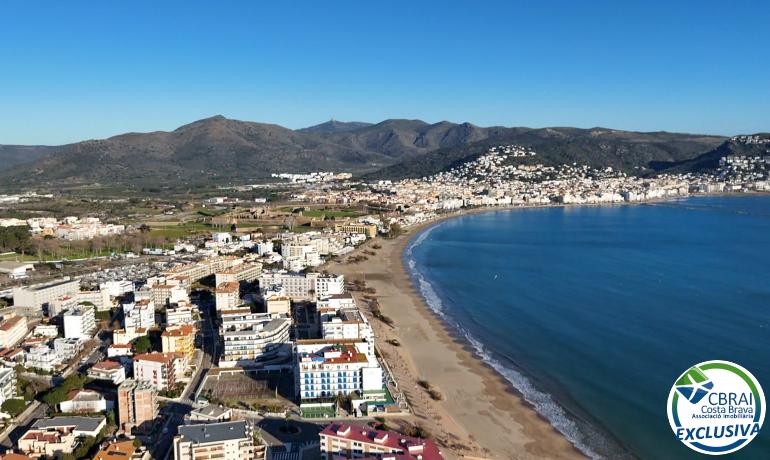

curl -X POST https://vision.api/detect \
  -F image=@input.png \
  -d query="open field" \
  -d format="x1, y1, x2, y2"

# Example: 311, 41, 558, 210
201, 371, 295, 412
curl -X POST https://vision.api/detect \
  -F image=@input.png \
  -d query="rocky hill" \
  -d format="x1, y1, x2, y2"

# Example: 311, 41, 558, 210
0, 116, 734, 190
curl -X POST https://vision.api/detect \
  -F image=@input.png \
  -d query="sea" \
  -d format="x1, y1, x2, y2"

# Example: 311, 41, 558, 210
404, 195, 770, 460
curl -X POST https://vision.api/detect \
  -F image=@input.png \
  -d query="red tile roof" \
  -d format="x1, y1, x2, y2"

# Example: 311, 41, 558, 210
320, 424, 443, 460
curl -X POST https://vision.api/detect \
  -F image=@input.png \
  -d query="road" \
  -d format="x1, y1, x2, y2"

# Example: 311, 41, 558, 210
152, 296, 219, 460
0, 401, 47, 450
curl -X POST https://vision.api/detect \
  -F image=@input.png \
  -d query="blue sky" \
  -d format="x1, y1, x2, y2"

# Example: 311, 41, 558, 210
0, 1, 768, 144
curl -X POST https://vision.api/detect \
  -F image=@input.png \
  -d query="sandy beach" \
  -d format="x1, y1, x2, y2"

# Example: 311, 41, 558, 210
326, 211, 588, 460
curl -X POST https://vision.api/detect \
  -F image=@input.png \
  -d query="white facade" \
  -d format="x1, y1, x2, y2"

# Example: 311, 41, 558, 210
258, 272, 344, 301
123, 300, 155, 329
0, 367, 16, 410
63, 305, 96, 339
26, 345, 61, 371
296, 340, 383, 402
54, 337, 83, 361
219, 310, 291, 367
12, 278, 80, 312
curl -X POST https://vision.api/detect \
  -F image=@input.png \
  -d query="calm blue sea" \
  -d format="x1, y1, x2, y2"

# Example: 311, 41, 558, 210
405, 195, 770, 460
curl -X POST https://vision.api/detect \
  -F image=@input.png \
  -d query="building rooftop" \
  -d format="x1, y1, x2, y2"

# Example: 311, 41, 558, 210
321, 423, 442, 460
31, 415, 105, 433
177, 420, 249, 444
0, 316, 25, 331
93, 440, 136, 460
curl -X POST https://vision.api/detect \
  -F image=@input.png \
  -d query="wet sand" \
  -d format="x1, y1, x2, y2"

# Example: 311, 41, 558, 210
326, 211, 588, 459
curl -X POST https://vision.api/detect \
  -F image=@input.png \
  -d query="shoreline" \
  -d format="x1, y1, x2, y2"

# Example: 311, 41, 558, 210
326, 193, 765, 458
327, 206, 590, 459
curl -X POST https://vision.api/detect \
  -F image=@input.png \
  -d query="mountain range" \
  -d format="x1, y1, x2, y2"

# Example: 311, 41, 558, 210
0, 115, 760, 191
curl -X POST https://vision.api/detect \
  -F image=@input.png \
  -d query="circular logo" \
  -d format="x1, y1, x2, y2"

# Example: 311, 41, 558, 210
667, 360, 765, 455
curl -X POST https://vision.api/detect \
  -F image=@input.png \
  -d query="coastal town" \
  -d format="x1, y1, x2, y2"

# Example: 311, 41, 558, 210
0, 140, 767, 460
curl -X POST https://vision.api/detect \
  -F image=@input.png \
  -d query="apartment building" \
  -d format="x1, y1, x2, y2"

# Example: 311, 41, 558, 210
215, 282, 240, 312
219, 310, 291, 367
53, 338, 83, 361
166, 302, 196, 326
88, 360, 126, 385
123, 300, 155, 329
152, 283, 189, 308
295, 340, 383, 404
333, 222, 377, 238
19, 417, 106, 457
99, 280, 134, 298
0, 315, 28, 349
320, 308, 375, 357
26, 345, 60, 371
173, 421, 264, 460
12, 278, 80, 312
113, 326, 147, 346
74, 289, 112, 312
0, 367, 16, 409
319, 423, 443, 460
162, 325, 196, 360
215, 262, 262, 285
133, 352, 184, 391
118, 379, 158, 433
257, 272, 344, 301
62, 305, 96, 339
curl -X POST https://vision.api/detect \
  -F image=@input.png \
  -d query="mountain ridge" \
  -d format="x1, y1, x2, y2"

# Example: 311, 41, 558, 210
0, 116, 744, 190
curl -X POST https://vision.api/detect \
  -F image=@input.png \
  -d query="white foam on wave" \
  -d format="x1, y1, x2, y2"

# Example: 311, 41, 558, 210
404, 229, 611, 460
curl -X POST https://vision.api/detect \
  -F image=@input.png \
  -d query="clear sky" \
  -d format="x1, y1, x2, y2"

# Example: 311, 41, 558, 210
1, 1, 768, 145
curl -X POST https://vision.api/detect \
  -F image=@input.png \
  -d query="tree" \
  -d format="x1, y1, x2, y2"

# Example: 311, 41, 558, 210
1, 398, 27, 417
42, 373, 88, 407
132, 336, 152, 354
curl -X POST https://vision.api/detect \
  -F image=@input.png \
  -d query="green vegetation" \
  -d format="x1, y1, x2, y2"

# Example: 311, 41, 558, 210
16, 371, 51, 400
403, 424, 431, 439
1, 398, 27, 417
132, 336, 151, 354
42, 373, 88, 407
417, 380, 443, 401
0, 226, 32, 253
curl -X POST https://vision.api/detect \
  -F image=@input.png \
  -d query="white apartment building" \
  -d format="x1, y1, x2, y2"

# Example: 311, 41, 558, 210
257, 272, 344, 301
215, 282, 240, 312
54, 337, 83, 361
173, 421, 262, 460
256, 240, 274, 256
123, 300, 155, 329
26, 345, 61, 371
219, 309, 291, 367
34, 324, 59, 338
133, 352, 184, 392
0, 367, 16, 410
63, 305, 96, 339
296, 340, 383, 404
12, 278, 80, 312
99, 280, 134, 298
88, 360, 126, 385
0, 315, 28, 349
320, 308, 375, 357
113, 326, 146, 345
215, 263, 262, 285
281, 243, 322, 271
166, 303, 195, 326
75, 289, 112, 312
